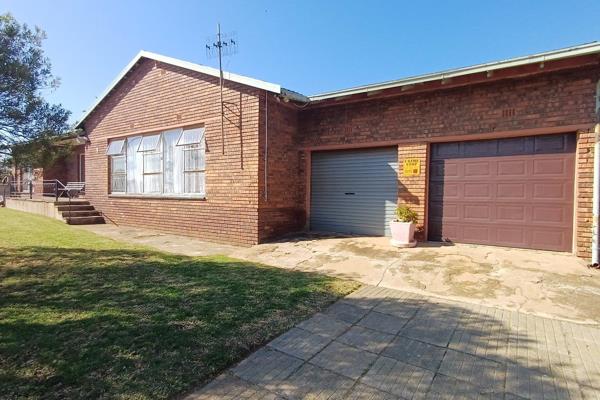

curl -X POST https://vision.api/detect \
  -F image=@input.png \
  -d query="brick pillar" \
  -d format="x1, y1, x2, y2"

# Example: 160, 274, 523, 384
576, 130, 594, 259
397, 143, 428, 240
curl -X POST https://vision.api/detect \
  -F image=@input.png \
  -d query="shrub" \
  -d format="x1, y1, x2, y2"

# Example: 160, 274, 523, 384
395, 205, 418, 223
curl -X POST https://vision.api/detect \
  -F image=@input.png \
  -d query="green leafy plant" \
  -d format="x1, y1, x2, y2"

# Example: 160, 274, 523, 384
395, 205, 418, 223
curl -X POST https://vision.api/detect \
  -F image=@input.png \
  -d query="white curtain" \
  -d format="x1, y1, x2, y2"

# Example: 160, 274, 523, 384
163, 129, 184, 194
113, 129, 204, 196
126, 136, 143, 193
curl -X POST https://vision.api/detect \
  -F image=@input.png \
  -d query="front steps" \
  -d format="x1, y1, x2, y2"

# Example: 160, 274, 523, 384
55, 200, 105, 225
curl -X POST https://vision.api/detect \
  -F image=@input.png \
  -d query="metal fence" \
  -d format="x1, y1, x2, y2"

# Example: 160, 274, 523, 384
2, 179, 72, 202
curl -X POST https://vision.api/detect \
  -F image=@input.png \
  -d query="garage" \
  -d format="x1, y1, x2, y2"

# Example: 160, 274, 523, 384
310, 147, 398, 236
428, 133, 576, 252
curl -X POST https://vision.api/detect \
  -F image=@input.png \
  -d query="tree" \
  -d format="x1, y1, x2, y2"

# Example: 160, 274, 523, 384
0, 13, 72, 168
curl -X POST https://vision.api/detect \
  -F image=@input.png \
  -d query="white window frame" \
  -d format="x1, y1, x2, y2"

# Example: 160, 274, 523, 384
110, 155, 127, 193
107, 127, 206, 198
182, 143, 205, 194
138, 133, 162, 153
142, 148, 163, 193
106, 139, 126, 156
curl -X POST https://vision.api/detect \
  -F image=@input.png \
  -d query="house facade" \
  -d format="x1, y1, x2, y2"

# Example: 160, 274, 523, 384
76, 44, 600, 259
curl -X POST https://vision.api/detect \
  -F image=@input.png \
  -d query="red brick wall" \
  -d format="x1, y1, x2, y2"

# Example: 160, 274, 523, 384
257, 95, 305, 241
299, 66, 599, 258
83, 58, 262, 245
397, 143, 428, 240
42, 144, 85, 184
575, 129, 595, 258
300, 66, 598, 147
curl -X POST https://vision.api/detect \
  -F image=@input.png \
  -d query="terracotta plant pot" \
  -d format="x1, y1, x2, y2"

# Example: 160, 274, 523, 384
389, 220, 416, 248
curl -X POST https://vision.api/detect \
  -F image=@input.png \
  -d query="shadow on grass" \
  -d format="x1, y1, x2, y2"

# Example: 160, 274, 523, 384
0, 246, 359, 399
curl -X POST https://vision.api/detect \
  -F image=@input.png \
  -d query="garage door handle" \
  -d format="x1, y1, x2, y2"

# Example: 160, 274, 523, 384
344, 192, 355, 195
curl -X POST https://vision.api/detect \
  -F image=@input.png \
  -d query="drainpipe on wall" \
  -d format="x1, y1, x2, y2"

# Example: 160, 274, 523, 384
592, 123, 600, 266
592, 80, 600, 266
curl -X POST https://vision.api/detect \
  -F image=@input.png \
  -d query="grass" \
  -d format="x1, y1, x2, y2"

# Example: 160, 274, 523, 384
0, 208, 360, 399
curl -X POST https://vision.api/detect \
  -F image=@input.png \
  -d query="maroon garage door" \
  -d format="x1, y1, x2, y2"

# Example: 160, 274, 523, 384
428, 133, 575, 252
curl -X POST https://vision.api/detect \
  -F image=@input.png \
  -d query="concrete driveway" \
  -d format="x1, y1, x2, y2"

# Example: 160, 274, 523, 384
79, 226, 600, 324
187, 286, 600, 399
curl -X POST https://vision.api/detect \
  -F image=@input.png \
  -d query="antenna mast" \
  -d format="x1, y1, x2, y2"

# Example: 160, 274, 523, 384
206, 24, 238, 155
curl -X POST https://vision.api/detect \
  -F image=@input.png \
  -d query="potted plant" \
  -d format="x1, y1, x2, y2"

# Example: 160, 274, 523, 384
390, 205, 418, 248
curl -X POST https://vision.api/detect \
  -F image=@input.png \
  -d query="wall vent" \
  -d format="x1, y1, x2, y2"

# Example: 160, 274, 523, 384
502, 108, 516, 118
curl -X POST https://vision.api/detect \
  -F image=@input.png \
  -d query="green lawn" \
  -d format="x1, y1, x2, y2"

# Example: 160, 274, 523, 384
0, 208, 359, 399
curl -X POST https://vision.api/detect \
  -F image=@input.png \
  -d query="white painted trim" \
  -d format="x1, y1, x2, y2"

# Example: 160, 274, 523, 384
76, 50, 281, 128
309, 42, 600, 101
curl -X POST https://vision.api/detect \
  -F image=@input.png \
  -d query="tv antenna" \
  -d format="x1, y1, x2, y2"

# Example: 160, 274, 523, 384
206, 24, 238, 154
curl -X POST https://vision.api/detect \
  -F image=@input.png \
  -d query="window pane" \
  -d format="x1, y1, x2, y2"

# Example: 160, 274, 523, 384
163, 130, 182, 194
184, 147, 203, 171
177, 127, 204, 146
112, 174, 126, 192
126, 136, 143, 193
144, 152, 161, 173
138, 133, 161, 152
184, 171, 205, 194
106, 139, 125, 155
143, 174, 162, 193
112, 156, 126, 173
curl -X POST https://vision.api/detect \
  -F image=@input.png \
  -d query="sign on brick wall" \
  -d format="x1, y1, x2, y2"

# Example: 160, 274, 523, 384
402, 158, 421, 177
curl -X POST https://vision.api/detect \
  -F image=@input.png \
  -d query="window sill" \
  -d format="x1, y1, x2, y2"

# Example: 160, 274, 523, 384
109, 193, 206, 201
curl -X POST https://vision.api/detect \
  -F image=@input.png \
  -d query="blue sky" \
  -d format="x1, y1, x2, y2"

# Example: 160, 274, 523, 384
3, 0, 600, 124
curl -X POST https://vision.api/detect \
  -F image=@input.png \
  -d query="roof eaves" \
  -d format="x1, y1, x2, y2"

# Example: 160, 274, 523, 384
309, 41, 600, 101
75, 50, 282, 129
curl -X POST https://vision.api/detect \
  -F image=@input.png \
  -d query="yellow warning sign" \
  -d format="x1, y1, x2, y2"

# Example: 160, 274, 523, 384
402, 159, 421, 177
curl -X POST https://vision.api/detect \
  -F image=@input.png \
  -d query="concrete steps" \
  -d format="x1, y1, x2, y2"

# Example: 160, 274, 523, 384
65, 215, 106, 225
56, 200, 105, 225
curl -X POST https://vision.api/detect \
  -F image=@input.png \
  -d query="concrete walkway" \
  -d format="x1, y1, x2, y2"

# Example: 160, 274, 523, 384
77, 225, 600, 324
186, 286, 600, 399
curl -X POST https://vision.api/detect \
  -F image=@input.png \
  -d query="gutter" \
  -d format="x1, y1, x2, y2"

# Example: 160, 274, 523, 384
280, 88, 311, 104
309, 42, 600, 101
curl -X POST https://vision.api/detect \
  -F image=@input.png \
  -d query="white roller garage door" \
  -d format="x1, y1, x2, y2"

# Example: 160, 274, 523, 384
310, 147, 398, 236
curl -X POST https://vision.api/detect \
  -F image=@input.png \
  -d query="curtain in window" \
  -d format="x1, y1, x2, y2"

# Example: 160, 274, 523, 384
111, 156, 126, 192
109, 128, 205, 196
163, 129, 184, 194
126, 136, 143, 193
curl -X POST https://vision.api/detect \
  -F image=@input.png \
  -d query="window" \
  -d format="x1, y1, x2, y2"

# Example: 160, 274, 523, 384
106, 139, 125, 156
183, 143, 205, 194
107, 138, 126, 192
111, 155, 126, 192
107, 127, 205, 197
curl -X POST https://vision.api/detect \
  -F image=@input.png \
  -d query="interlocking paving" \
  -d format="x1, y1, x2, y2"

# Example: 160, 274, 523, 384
187, 286, 600, 400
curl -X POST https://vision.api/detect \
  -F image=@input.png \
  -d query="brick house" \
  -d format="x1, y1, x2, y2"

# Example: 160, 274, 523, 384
75, 43, 600, 259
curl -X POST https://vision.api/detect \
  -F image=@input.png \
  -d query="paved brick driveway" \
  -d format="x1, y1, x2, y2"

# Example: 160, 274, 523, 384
187, 286, 600, 400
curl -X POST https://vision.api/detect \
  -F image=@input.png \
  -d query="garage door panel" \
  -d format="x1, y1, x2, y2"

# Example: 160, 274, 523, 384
428, 133, 574, 252
498, 137, 532, 154
497, 160, 527, 177
463, 204, 491, 220
497, 183, 526, 200
464, 183, 492, 199
495, 227, 526, 246
311, 148, 398, 236
464, 161, 492, 177
464, 140, 498, 156
531, 229, 569, 251
532, 205, 571, 225
533, 158, 569, 176
496, 205, 526, 223
532, 182, 569, 200
534, 134, 575, 153
463, 225, 492, 242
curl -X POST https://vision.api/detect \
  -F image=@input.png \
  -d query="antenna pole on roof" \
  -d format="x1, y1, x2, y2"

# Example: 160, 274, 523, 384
206, 24, 238, 155
217, 23, 224, 155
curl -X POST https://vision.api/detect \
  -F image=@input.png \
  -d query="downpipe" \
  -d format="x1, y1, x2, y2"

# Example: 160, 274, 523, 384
592, 123, 600, 267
